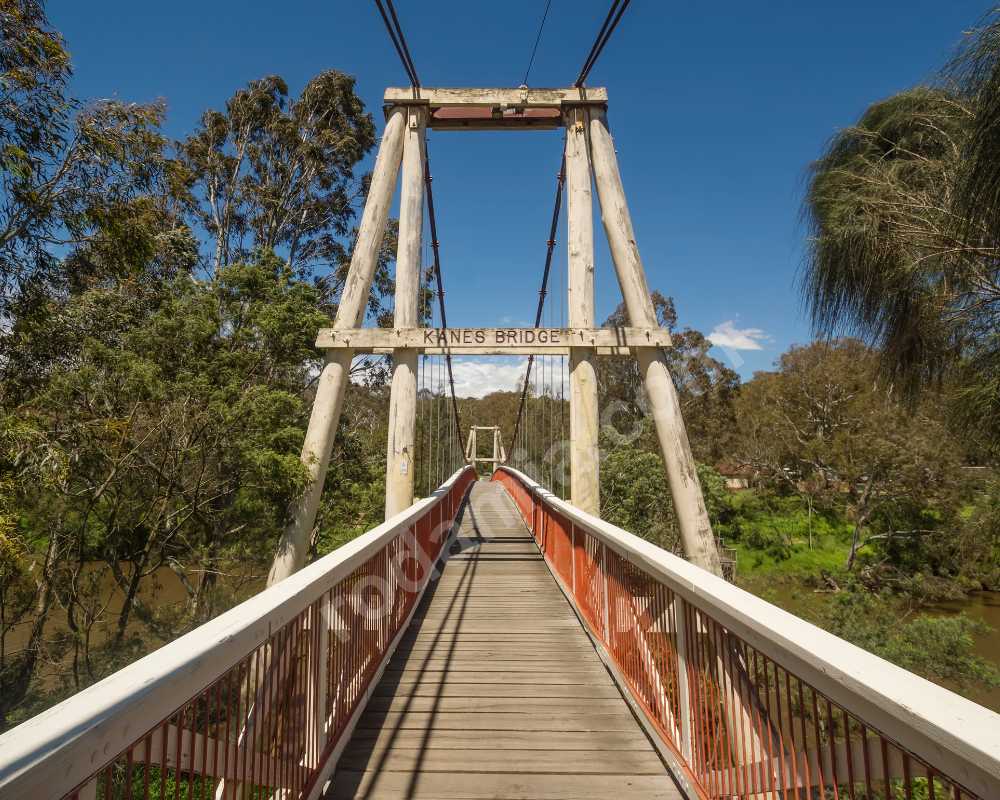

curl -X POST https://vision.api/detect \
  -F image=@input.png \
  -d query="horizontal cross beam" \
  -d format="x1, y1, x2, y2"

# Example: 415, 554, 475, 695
384, 87, 608, 107
315, 326, 671, 356
383, 87, 608, 131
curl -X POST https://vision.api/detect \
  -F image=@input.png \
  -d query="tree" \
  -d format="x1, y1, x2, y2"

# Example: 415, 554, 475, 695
179, 72, 396, 383
0, 0, 70, 308
600, 432, 731, 554
0, 255, 327, 724
597, 291, 740, 464
803, 81, 1000, 454
1, 1, 182, 318
819, 588, 1000, 693
733, 340, 966, 574
179, 73, 392, 291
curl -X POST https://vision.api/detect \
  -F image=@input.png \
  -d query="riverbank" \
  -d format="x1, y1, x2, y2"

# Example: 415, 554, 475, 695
716, 488, 1000, 710
737, 565, 1000, 712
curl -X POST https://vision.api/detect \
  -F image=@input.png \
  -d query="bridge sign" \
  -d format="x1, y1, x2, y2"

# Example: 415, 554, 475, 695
315, 325, 672, 355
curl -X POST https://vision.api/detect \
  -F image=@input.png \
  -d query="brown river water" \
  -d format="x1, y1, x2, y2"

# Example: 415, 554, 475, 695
927, 591, 1000, 711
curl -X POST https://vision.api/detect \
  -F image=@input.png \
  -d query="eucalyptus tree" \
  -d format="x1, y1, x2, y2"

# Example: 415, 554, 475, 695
0, 2, 182, 319
179, 72, 397, 318
0, 0, 69, 309
597, 291, 740, 463
733, 340, 965, 574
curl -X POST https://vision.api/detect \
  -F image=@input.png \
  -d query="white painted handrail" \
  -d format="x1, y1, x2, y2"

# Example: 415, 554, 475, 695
497, 466, 1000, 800
0, 466, 474, 800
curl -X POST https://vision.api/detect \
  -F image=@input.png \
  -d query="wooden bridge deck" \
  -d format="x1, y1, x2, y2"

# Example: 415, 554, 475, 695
329, 481, 684, 799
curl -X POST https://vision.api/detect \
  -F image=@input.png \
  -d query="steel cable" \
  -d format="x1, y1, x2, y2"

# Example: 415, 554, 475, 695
574, 0, 632, 87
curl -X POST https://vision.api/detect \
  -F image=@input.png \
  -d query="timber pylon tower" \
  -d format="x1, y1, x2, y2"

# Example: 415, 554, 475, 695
268, 86, 723, 585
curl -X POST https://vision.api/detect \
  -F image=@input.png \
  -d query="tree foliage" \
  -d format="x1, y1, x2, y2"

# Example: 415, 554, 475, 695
0, 2, 395, 729
598, 291, 740, 464
733, 340, 969, 574
804, 42, 1000, 454
179, 71, 395, 323
820, 588, 1000, 692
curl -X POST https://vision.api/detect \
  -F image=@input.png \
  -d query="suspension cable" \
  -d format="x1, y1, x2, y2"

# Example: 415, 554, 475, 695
509, 152, 566, 451
424, 143, 465, 445
371, 0, 466, 466
373, 0, 420, 87
522, 0, 553, 86
574, 0, 632, 87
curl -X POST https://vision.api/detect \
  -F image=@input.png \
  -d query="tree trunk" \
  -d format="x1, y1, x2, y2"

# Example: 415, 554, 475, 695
113, 562, 145, 645
846, 480, 875, 570
0, 539, 56, 730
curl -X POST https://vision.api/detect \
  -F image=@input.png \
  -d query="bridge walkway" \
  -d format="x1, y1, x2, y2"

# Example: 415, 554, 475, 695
329, 481, 684, 799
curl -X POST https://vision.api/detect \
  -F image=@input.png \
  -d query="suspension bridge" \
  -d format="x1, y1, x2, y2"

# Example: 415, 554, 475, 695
2, 2, 1000, 799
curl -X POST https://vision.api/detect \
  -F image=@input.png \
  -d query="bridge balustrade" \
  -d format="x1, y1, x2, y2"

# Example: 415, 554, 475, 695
493, 466, 1000, 800
0, 467, 476, 800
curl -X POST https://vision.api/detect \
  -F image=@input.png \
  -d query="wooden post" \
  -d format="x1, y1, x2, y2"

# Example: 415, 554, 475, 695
586, 107, 722, 576
385, 106, 426, 518
565, 105, 600, 516
464, 427, 475, 464
267, 108, 406, 585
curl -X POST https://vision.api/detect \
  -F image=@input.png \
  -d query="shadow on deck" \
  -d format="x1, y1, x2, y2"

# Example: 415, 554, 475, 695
328, 481, 685, 799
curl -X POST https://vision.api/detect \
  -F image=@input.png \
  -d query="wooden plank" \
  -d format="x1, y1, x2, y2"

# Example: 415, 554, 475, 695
329, 481, 680, 800
345, 728, 652, 752
372, 683, 622, 699
365, 696, 627, 713
338, 748, 666, 775
387, 657, 603, 669
392, 642, 598, 652
377, 671, 611, 686
385, 663, 608, 674
383, 86, 608, 108
393, 643, 596, 654
363, 346, 651, 355
328, 770, 682, 799
390, 650, 597, 661
316, 326, 671, 353
354, 711, 639, 732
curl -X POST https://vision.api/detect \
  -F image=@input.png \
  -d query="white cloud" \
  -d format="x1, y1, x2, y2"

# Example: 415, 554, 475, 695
440, 357, 565, 398
707, 320, 770, 351
498, 315, 531, 326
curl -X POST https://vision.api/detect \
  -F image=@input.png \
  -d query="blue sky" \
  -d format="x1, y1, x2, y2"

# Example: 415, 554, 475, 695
51, 0, 991, 389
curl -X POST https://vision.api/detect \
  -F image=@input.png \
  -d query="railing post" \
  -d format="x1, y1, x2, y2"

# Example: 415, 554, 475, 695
600, 542, 610, 645
673, 596, 693, 763
312, 594, 331, 765
571, 522, 577, 597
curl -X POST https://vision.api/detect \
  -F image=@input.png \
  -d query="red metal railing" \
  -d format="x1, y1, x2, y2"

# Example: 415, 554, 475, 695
494, 466, 1000, 800
0, 467, 476, 800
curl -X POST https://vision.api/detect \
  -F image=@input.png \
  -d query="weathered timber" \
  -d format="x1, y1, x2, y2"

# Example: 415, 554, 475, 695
384, 86, 608, 107
316, 325, 671, 353
384, 106, 426, 519
586, 107, 723, 577
327, 482, 682, 800
565, 105, 600, 515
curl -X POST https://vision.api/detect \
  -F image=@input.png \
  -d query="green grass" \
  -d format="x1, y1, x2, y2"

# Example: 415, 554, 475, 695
716, 490, 855, 580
